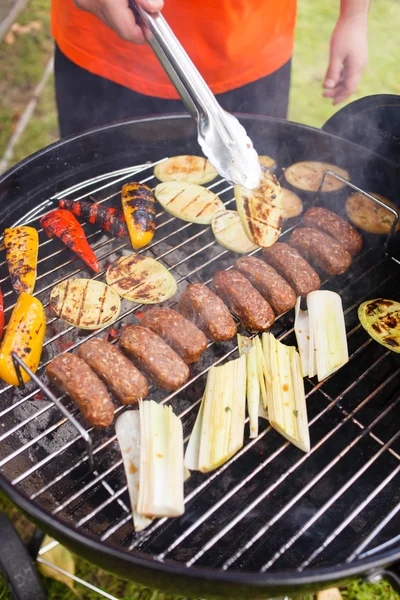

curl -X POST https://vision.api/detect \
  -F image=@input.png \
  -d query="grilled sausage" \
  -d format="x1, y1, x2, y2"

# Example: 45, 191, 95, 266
289, 227, 352, 276
262, 242, 320, 297
119, 326, 189, 391
46, 353, 114, 428
213, 270, 275, 331
141, 307, 207, 364
304, 207, 362, 256
234, 256, 297, 315
178, 283, 237, 342
77, 338, 148, 404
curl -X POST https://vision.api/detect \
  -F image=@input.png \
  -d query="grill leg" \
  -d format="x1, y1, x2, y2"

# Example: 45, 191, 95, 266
0, 513, 47, 600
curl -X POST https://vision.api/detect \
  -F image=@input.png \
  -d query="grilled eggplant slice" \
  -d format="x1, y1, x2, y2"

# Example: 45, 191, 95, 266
281, 188, 303, 218
50, 278, 120, 329
155, 181, 224, 225
258, 155, 276, 170
122, 182, 157, 250
4, 226, 38, 294
284, 161, 350, 192
345, 192, 400, 235
106, 254, 176, 303
154, 155, 217, 185
358, 298, 400, 353
212, 210, 258, 253
234, 167, 283, 248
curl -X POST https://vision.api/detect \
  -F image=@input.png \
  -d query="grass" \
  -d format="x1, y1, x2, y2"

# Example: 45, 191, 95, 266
1, 1, 400, 599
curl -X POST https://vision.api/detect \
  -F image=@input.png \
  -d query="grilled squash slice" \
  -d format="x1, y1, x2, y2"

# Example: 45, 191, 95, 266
358, 298, 400, 353
50, 278, 120, 330
106, 254, 176, 304
212, 210, 258, 253
234, 167, 283, 248
346, 192, 400, 235
284, 161, 350, 192
154, 155, 217, 185
155, 182, 224, 225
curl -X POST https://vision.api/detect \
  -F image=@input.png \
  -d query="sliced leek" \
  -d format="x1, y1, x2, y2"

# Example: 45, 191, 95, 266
137, 400, 184, 519
294, 291, 348, 381
263, 333, 310, 452
185, 356, 246, 472
115, 410, 152, 531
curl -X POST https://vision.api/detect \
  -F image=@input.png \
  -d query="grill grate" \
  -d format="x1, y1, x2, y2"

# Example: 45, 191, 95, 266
0, 159, 400, 576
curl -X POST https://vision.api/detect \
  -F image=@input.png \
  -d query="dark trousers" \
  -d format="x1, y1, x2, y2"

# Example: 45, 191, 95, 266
54, 44, 291, 138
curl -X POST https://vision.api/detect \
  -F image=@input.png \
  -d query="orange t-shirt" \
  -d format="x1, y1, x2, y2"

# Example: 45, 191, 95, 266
51, 0, 297, 99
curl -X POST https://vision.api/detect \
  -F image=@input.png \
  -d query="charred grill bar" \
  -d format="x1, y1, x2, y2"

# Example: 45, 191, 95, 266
0, 115, 399, 598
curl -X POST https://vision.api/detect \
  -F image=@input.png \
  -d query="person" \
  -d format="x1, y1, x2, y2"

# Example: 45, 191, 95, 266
51, 0, 369, 137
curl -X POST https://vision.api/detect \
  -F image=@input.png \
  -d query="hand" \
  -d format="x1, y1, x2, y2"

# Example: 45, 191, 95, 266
323, 14, 368, 105
74, 0, 164, 44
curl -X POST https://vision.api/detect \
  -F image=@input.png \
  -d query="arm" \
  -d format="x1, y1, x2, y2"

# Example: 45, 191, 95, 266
73, 0, 164, 44
323, 0, 369, 105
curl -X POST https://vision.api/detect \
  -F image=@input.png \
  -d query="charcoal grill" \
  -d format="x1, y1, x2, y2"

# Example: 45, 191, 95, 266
1, 114, 400, 599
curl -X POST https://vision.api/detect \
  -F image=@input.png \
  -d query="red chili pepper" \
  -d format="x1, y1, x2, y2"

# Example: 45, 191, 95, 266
0, 286, 4, 339
40, 209, 99, 272
58, 199, 128, 237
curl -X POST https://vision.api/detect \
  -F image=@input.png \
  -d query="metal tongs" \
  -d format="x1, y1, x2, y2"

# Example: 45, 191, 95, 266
128, 1, 261, 189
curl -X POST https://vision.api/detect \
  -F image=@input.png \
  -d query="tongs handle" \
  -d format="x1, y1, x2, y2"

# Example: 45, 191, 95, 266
128, 0, 218, 122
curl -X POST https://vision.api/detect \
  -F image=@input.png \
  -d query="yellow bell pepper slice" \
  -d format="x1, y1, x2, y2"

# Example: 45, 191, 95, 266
0, 292, 46, 386
4, 226, 39, 295
122, 183, 156, 250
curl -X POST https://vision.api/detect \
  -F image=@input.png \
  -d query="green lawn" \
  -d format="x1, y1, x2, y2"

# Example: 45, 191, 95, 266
1, 1, 400, 599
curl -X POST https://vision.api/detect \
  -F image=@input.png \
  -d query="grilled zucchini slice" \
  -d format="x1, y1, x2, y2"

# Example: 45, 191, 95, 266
284, 161, 350, 192
358, 299, 400, 353
106, 254, 176, 304
155, 182, 224, 225
50, 278, 120, 330
154, 156, 218, 185
281, 188, 303, 218
234, 167, 283, 248
345, 192, 400, 234
212, 210, 258, 253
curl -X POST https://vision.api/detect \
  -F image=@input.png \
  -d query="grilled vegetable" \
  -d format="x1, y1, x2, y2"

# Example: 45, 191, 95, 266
284, 161, 350, 192
40, 209, 99, 272
358, 298, 400, 353
0, 286, 4, 340
281, 188, 303, 218
50, 278, 120, 330
138, 400, 185, 518
155, 181, 224, 225
115, 410, 152, 531
154, 155, 217, 185
238, 335, 262, 439
234, 167, 283, 248
263, 332, 310, 453
185, 355, 246, 473
345, 192, 400, 235
295, 291, 348, 381
121, 183, 157, 250
0, 292, 45, 386
211, 210, 258, 253
106, 254, 176, 304
4, 226, 38, 294
258, 155, 276, 170
58, 199, 128, 237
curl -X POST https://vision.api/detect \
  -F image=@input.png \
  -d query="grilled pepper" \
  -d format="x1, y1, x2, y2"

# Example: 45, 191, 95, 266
58, 199, 128, 237
40, 209, 99, 272
4, 226, 39, 294
0, 286, 4, 340
0, 292, 46, 386
121, 183, 156, 250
